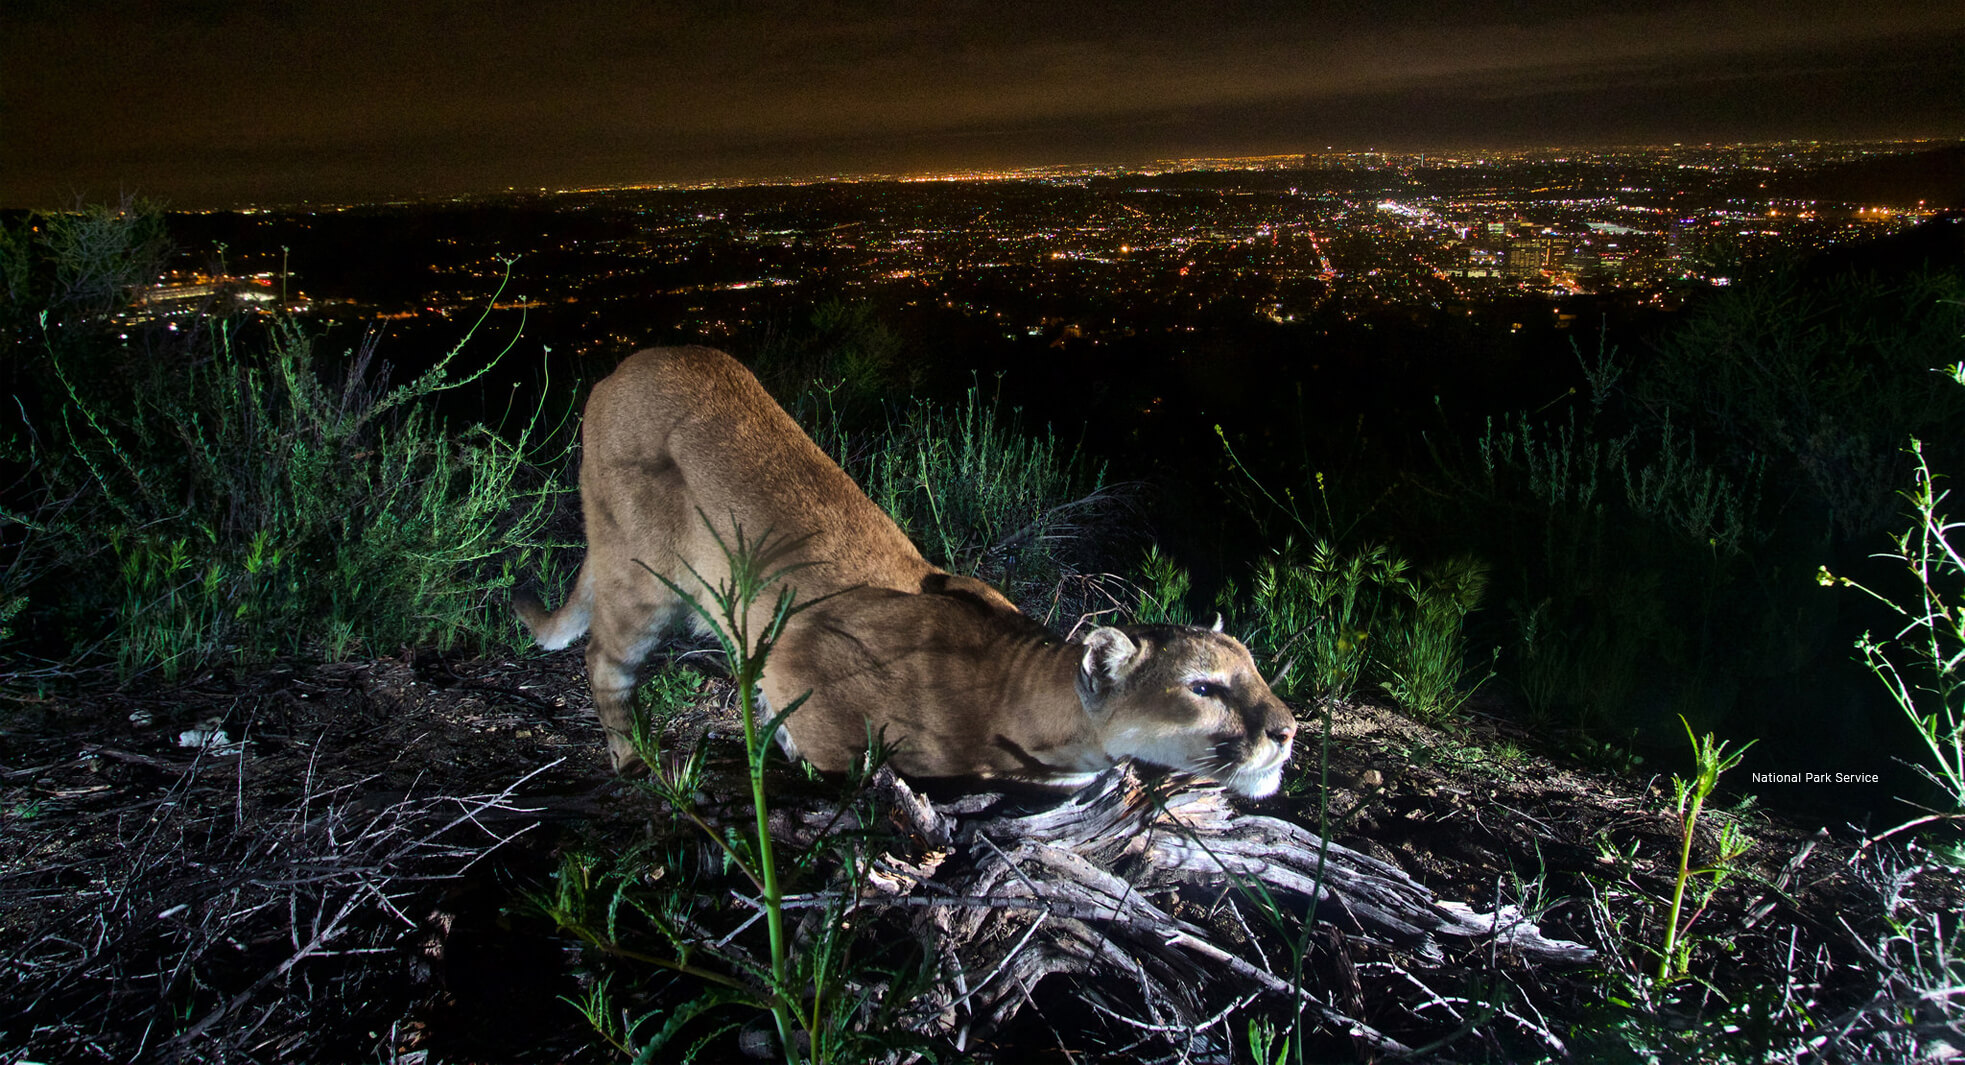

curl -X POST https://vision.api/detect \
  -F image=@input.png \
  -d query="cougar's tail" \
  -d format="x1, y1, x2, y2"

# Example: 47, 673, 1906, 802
513, 566, 594, 650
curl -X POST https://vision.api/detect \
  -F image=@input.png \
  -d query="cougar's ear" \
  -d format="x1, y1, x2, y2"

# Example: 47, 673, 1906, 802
1078, 626, 1141, 703
1210, 612, 1225, 634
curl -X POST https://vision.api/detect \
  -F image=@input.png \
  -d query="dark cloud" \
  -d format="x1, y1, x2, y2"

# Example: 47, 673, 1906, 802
6, 1, 1961, 206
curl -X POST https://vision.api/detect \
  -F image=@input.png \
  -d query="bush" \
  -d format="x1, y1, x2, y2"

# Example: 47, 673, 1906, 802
1405, 328, 1772, 734
800, 378, 1128, 623
1133, 544, 1196, 627
1380, 555, 1493, 723
1, 206, 565, 679
1238, 539, 1405, 705
1641, 266, 1965, 541
751, 299, 919, 426
0, 196, 170, 330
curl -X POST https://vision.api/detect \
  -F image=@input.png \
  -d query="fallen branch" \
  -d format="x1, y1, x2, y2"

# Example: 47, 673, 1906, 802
714, 763, 1594, 1056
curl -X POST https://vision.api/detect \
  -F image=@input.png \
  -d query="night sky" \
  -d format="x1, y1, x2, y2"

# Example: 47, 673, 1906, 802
6, 0, 1962, 209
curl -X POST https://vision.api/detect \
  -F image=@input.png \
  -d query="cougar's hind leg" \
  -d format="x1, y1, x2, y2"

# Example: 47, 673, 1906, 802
576, 430, 700, 771
586, 640, 654, 771
581, 545, 701, 772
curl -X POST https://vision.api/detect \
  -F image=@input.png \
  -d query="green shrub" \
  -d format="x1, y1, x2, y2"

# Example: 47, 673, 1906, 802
752, 299, 918, 425
3, 210, 565, 679
1133, 544, 1195, 626
1440, 368, 1767, 731
755, 303, 1130, 626
0, 593, 22, 644
1241, 539, 1406, 705
1380, 555, 1494, 723
0, 197, 170, 329
543, 522, 931, 1064
1213, 425, 1496, 717
800, 378, 1124, 622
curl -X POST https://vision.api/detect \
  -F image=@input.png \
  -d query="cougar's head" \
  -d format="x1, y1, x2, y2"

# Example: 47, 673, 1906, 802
1076, 621, 1297, 798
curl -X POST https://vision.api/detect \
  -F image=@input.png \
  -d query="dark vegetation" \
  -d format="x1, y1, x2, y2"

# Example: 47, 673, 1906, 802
2, 198, 1962, 1062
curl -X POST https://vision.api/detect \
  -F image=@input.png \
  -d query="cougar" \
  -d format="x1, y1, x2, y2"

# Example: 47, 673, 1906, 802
516, 346, 1295, 796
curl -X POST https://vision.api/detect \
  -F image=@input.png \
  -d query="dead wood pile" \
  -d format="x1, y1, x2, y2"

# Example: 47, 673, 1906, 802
750, 764, 1595, 1058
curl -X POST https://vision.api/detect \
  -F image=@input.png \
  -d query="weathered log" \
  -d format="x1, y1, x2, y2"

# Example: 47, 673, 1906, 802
961, 765, 1594, 963
747, 762, 1595, 1052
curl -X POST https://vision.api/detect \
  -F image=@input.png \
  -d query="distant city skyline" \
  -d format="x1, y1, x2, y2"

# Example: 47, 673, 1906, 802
7, 0, 1962, 210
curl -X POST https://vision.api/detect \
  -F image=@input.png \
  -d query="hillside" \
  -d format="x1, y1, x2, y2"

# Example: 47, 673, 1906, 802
4, 647, 1956, 1062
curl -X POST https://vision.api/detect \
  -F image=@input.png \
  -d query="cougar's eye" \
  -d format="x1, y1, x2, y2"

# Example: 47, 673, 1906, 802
1188, 679, 1220, 698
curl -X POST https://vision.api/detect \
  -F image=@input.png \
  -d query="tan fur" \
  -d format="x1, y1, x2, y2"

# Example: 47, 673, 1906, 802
516, 346, 1296, 796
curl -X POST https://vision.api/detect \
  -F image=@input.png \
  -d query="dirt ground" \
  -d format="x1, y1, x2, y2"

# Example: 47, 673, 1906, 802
2, 648, 1959, 1062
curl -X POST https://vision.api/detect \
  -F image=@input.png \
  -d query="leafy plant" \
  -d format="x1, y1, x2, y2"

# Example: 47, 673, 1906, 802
544, 519, 929, 1064
1213, 422, 1496, 733
629, 665, 710, 760
646, 519, 816, 1060
1246, 1014, 1289, 1065
1657, 716, 1756, 983
1213, 421, 1492, 717
1829, 421, 1965, 822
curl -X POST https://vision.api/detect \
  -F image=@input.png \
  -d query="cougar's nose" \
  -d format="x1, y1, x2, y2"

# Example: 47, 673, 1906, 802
1268, 719, 1297, 746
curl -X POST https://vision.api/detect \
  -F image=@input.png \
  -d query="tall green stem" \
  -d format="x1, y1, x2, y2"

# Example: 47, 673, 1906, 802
738, 650, 797, 1061
1657, 715, 1753, 983
648, 518, 817, 1063
1658, 785, 1704, 983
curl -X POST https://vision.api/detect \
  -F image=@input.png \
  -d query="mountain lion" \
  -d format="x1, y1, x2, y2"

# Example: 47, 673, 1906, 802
515, 346, 1296, 797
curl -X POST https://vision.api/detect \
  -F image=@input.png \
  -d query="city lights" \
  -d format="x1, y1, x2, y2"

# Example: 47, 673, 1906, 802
137, 137, 1954, 357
